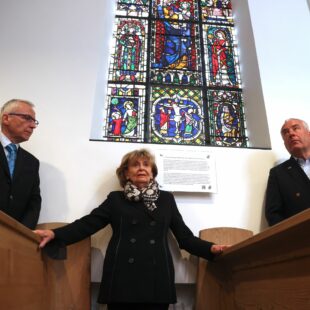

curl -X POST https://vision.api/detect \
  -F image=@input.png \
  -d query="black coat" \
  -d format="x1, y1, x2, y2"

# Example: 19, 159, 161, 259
265, 157, 310, 226
0, 145, 41, 229
53, 190, 215, 304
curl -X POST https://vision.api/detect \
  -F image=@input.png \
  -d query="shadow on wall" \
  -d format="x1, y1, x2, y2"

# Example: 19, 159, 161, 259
38, 162, 69, 223
245, 150, 277, 233
259, 155, 289, 232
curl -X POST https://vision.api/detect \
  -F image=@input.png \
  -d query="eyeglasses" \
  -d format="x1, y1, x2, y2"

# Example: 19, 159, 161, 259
8, 113, 39, 125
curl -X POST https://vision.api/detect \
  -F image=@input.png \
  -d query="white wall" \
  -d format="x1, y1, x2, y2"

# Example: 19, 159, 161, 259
1, 0, 310, 285
248, 0, 310, 157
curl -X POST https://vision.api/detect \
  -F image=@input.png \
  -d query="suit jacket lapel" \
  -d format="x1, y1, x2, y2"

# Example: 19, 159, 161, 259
0, 145, 11, 178
285, 157, 310, 186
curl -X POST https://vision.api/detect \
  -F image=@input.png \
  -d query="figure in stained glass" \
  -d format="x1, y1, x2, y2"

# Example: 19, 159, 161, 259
123, 101, 138, 136
201, 0, 232, 23
153, 94, 202, 142
107, 97, 139, 138
153, 1, 192, 70
208, 90, 246, 146
159, 106, 171, 135
207, 27, 236, 85
117, 21, 143, 82
182, 107, 198, 137
111, 111, 123, 135
216, 103, 238, 138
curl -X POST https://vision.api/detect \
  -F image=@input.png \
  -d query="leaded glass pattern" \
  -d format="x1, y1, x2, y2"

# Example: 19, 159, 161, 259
104, 84, 146, 142
108, 18, 148, 83
102, 0, 248, 147
116, 0, 150, 18
207, 90, 246, 147
150, 86, 205, 145
200, 0, 233, 24
203, 25, 241, 87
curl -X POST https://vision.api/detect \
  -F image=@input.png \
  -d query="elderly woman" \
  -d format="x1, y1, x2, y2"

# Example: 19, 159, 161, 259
35, 149, 228, 310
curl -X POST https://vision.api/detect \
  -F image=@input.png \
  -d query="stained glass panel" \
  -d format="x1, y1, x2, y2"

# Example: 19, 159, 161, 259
152, 0, 198, 21
150, 19, 202, 86
200, 0, 233, 24
103, 0, 248, 147
203, 25, 241, 87
103, 84, 146, 142
116, 0, 150, 17
208, 90, 247, 147
108, 18, 148, 83
150, 86, 205, 145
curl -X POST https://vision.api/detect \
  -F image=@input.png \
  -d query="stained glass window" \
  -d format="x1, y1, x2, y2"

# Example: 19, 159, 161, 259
102, 0, 247, 147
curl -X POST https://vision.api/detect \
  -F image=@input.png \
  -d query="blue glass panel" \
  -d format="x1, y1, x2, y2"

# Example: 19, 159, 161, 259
103, 84, 146, 142
150, 86, 205, 145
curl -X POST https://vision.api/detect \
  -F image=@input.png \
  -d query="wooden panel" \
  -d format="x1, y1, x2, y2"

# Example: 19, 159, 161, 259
233, 256, 310, 309
0, 211, 48, 309
195, 227, 253, 310
0, 212, 91, 310
36, 223, 91, 310
195, 209, 310, 309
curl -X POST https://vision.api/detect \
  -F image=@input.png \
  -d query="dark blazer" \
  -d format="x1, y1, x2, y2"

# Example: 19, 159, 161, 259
0, 145, 41, 229
265, 157, 310, 226
53, 190, 214, 304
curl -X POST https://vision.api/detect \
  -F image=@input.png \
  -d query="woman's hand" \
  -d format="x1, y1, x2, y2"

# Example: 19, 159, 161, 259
211, 244, 230, 255
33, 229, 55, 248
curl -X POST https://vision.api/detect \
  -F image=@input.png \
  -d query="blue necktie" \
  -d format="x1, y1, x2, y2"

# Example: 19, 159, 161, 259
5, 143, 18, 177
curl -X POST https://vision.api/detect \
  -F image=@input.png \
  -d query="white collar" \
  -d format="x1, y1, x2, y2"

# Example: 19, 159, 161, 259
0, 132, 19, 149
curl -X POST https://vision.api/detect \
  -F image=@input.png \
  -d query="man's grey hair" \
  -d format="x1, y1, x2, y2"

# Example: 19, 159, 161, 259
282, 118, 309, 133
0, 99, 35, 122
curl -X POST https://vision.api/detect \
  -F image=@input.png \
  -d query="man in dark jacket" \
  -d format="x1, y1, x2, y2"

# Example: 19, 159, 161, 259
0, 99, 41, 229
265, 118, 310, 226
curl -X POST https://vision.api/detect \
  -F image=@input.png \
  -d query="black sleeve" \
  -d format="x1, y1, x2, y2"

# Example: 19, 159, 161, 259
265, 168, 285, 226
53, 193, 113, 245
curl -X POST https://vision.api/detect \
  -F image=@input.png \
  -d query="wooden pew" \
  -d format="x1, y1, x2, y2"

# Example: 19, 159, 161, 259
195, 209, 310, 309
0, 211, 91, 309
195, 227, 253, 310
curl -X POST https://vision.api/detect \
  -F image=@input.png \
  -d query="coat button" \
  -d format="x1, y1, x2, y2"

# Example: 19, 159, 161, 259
128, 258, 134, 264
9, 195, 13, 200
150, 221, 156, 226
130, 238, 136, 244
131, 219, 138, 225
149, 239, 155, 245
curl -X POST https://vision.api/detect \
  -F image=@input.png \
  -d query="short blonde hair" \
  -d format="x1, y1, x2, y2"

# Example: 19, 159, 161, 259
116, 148, 158, 187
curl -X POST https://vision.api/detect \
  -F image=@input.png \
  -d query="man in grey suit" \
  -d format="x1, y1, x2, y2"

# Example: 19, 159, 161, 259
265, 118, 310, 226
0, 99, 41, 229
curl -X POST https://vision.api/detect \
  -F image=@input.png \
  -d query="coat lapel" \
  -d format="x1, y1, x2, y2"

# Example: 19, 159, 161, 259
285, 157, 310, 186
127, 196, 161, 221
0, 145, 10, 178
